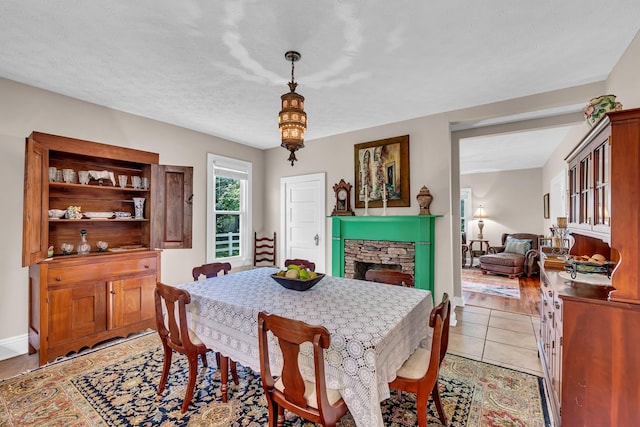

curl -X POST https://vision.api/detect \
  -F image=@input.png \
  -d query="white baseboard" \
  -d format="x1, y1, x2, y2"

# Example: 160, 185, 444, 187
0, 334, 29, 361
450, 295, 465, 327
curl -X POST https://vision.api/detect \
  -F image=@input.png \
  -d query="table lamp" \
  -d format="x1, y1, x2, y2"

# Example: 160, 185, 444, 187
555, 216, 569, 255
473, 205, 489, 239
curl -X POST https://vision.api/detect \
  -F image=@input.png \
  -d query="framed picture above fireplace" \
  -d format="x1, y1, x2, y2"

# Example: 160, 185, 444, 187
354, 135, 410, 208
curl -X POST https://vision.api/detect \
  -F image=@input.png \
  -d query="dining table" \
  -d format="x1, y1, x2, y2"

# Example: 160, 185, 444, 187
178, 267, 433, 427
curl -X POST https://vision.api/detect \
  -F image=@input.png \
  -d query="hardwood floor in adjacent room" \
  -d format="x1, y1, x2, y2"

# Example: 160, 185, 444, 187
462, 273, 540, 316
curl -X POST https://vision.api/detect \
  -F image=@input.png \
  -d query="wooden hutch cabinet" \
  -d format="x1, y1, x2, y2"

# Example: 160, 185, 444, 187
538, 108, 640, 426
22, 132, 193, 365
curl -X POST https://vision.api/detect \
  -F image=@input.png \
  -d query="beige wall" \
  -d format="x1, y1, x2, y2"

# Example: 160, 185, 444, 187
0, 78, 265, 350
460, 168, 543, 246
608, 30, 640, 108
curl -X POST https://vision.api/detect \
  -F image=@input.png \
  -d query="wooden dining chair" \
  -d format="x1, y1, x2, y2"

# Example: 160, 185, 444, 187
191, 261, 232, 280
284, 258, 316, 272
365, 269, 415, 287
388, 293, 450, 426
257, 312, 348, 427
254, 232, 277, 266
154, 282, 239, 412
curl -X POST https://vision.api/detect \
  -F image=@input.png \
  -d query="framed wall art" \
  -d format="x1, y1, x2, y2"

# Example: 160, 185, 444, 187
543, 193, 550, 219
354, 135, 410, 208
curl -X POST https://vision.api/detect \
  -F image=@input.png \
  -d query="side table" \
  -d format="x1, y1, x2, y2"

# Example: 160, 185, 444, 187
468, 239, 490, 267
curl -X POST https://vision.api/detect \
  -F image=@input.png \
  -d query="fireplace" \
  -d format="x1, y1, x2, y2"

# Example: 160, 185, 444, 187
330, 215, 441, 292
345, 239, 414, 279
353, 261, 402, 280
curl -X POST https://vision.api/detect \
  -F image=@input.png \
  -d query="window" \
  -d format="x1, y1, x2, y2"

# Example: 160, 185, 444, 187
207, 154, 252, 267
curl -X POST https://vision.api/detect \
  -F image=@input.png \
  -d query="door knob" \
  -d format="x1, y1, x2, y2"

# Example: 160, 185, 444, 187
314, 234, 319, 246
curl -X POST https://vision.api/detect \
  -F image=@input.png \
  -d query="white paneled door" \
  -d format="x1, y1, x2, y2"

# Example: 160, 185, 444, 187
280, 173, 326, 272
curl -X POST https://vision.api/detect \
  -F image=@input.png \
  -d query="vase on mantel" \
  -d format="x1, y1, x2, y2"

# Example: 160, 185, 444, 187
416, 185, 433, 215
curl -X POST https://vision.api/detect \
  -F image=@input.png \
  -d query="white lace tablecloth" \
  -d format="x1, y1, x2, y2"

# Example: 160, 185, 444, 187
179, 268, 432, 427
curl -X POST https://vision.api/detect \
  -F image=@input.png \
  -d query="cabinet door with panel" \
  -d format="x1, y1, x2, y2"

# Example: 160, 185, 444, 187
566, 121, 610, 237
22, 137, 47, 266
151, 164, 193, 249
108, 275, 156, 330
48, 281, 107, 346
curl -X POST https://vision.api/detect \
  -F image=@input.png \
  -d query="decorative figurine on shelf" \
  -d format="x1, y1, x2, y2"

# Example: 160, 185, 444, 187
331, 179, 355, 216
416, 185, 433, 215
65, 205, 83, 219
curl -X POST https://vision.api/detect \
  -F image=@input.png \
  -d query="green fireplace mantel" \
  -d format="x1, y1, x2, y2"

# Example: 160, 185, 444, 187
331, 215, 442, 293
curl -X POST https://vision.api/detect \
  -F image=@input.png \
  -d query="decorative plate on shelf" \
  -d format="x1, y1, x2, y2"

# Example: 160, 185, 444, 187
84, 212, 115, 219
270, 273, 325, 291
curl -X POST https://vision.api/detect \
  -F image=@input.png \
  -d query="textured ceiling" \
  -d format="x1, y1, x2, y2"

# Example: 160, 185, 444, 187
460, 126, 574, 175
1, 1, 640, 162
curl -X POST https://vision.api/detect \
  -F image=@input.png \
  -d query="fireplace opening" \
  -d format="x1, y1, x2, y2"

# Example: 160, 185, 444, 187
344, 239, 415, 280
354, 261, 402, 281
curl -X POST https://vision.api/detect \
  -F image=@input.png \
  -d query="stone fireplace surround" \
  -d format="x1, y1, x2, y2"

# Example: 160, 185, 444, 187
344, 239, 415, 279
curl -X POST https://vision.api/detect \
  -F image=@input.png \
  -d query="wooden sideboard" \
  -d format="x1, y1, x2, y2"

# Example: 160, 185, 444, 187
539, 263, 640, 426
28, 251, 160, 365
537, 108, 640, 426
22, 132, 193, 365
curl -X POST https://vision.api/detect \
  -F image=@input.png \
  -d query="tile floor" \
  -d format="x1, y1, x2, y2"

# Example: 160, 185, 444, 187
450, 304, 542, 376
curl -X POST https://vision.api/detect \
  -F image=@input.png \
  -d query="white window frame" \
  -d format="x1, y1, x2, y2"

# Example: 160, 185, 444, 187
460, 187, 473, 235
207, 153, 252, 268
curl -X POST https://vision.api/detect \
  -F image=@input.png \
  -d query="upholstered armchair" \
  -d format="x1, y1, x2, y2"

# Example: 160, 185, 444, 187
479, 233, 542, 278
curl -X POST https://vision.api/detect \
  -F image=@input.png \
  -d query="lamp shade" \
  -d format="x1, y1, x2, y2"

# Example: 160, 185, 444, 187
278, 51, 307, 166
473, 205, 489, 219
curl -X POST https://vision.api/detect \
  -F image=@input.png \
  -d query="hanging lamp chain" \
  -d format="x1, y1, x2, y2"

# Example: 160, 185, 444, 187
290, 57, 295, 84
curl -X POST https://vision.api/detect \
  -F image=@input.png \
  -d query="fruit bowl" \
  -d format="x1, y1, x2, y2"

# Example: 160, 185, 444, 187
271, 273, 325, 291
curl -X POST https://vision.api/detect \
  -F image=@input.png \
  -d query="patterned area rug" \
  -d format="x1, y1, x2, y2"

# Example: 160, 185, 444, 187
0, 333, 549, 426
462, 269, 521, 299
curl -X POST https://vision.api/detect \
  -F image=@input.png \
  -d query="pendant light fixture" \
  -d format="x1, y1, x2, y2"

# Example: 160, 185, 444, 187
278, 51, 307, 166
